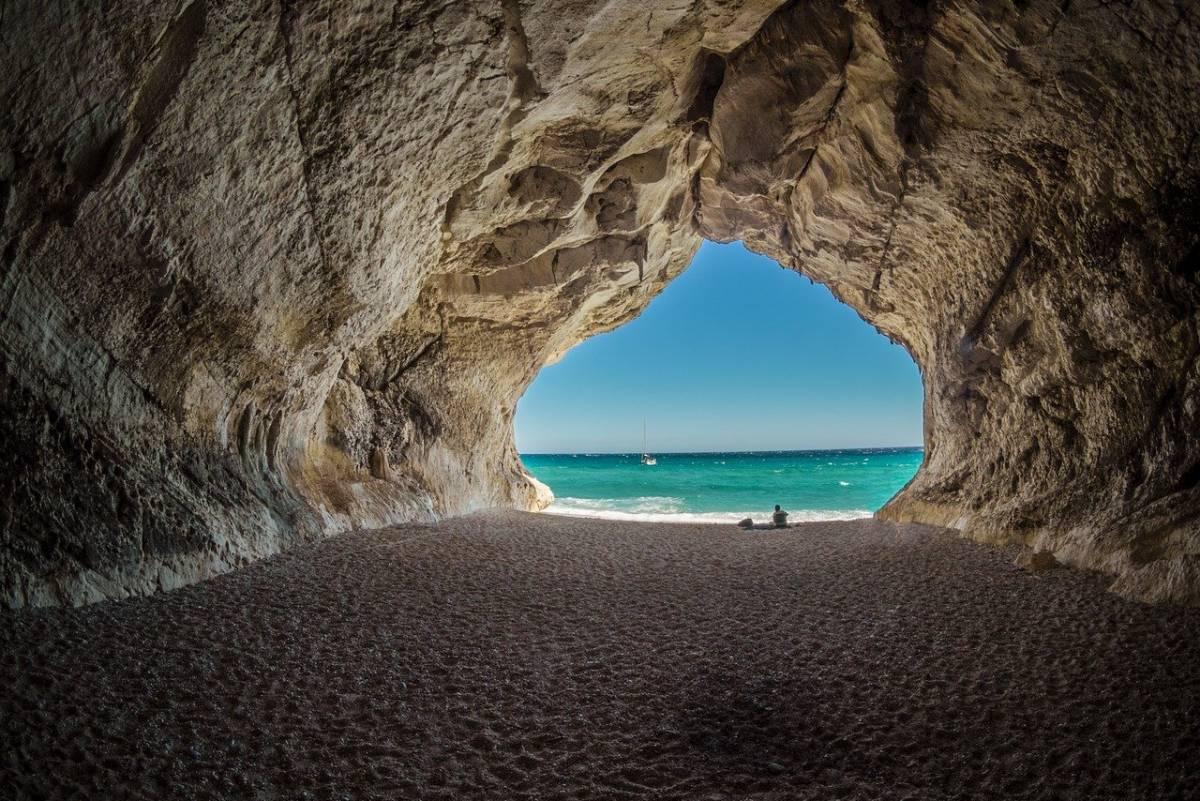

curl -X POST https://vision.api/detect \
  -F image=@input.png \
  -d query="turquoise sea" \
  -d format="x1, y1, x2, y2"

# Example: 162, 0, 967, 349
520, 447, 924, 524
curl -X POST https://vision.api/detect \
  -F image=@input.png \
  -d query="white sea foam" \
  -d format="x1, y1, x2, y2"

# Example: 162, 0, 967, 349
554, 496, 686, 514
545, 500, 872, 525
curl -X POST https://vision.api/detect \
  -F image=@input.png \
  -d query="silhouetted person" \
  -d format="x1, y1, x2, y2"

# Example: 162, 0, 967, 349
772, 504, 789, 528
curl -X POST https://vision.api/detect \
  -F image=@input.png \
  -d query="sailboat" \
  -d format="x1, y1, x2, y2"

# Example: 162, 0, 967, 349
641, 420, 657, 466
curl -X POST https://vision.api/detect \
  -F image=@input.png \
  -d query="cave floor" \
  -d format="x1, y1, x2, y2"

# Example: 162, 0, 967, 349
3, 512, 1200, 800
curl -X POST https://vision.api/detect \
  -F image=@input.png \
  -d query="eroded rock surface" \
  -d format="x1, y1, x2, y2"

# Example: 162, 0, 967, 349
1, 0, 1197, 605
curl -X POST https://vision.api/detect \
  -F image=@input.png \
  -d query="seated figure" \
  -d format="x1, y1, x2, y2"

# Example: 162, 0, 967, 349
772, 504, 789, 528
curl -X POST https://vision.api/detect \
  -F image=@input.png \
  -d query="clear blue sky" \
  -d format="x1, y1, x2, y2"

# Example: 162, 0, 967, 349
515, 241, 923, 454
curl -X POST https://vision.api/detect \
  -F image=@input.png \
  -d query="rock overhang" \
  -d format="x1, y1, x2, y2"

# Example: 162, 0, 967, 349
0, 0, 1197, 606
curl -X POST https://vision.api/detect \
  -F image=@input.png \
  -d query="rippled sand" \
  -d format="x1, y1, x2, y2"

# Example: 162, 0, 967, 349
3, 511, 1199, 800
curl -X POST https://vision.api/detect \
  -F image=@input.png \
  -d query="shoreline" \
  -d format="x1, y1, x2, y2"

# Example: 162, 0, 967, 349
521, 449, 921, 527
540, 504, 875, 525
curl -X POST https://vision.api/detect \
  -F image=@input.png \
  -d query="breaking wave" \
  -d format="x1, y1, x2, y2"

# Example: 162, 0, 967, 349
545, 497, 872, 525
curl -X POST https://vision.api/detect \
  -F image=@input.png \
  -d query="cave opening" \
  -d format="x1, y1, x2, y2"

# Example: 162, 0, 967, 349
514, 240, 924, 524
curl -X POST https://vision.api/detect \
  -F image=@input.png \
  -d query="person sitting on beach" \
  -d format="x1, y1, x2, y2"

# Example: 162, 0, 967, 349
772, 504, 789, 528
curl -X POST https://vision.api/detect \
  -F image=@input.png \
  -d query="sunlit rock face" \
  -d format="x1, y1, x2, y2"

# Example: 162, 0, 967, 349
1, 0, 1197, 606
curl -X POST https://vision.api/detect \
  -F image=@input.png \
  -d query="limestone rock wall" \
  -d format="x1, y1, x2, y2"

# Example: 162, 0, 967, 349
1, 0, 1197, 606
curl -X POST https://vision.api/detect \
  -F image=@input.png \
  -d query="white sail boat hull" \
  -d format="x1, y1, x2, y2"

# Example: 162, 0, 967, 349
641, 420, 656, 465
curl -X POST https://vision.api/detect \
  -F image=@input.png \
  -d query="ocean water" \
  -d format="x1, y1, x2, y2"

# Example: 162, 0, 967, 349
520, 447, 924, 524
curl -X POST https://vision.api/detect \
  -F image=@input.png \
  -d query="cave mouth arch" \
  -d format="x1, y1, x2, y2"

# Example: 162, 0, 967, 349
300, 0, 1199, 606
513, 239, 925, 523
1, 0, 1197, 607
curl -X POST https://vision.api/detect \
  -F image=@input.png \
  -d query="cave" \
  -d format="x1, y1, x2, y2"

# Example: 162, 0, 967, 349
2, 0, 1199, 612
5, 3, 1200, 798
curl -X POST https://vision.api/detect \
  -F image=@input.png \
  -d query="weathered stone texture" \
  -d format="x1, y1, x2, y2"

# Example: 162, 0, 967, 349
1, 0, 1197, 605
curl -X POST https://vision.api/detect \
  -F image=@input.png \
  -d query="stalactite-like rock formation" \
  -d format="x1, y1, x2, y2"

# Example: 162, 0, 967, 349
1, 0, 1197, 606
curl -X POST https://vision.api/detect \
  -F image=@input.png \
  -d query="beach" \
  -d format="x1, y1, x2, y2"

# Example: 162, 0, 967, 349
3, 511, 1198, 800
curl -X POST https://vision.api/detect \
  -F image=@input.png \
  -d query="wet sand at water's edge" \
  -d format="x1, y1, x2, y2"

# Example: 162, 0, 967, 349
3, 511, 1199, 800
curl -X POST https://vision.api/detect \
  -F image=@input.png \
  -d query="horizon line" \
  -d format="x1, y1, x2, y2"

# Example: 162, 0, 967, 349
520, 445, 925, 456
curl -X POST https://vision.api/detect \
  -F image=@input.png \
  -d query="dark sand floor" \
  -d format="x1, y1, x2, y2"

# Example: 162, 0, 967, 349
3, 512, 1199, 800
